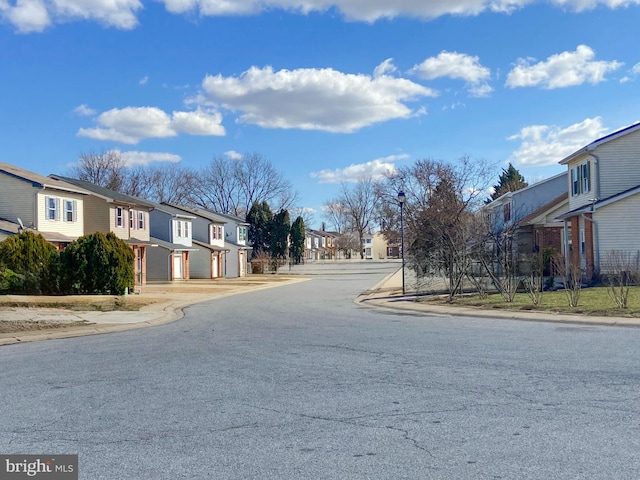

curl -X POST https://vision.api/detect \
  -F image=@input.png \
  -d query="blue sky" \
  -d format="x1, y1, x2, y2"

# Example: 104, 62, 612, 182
2, 0, 639, 227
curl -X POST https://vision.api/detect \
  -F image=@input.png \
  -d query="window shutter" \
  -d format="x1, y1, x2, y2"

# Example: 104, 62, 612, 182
55, 198, 60, 221
73, 200, 78, 222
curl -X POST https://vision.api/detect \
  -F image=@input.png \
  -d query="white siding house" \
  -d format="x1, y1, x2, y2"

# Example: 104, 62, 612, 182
148, 203, 198, 281
162, 203, 250, 278
557, 122, 640, 277
49, 175, 155, 286
0, 163, 88, 248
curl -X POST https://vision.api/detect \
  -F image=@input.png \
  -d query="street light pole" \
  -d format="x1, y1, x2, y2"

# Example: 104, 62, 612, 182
397, 191, 406, 295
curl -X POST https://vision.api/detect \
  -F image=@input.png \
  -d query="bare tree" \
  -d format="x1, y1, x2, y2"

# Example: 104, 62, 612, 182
70, 150, 127, 191
322, 199, 350, 234
602, 250, 640, 309
192, 153, 298, 217
142, 164, 196, 204
380, 156, 494, 300
551, 254, 583, 307
289, 207, 315, 229
338, 177, 379, 259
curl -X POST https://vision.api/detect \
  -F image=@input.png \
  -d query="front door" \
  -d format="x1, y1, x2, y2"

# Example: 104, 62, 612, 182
173, 254, 183, 280
212, 254, 218, 278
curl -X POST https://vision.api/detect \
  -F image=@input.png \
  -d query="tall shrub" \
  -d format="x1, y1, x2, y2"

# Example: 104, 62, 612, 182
0, 231, 60, 294
61, 232, 134, 295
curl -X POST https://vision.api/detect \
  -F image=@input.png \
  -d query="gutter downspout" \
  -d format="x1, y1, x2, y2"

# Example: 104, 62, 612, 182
563, 220, 570, 274
585, 149, 600, 274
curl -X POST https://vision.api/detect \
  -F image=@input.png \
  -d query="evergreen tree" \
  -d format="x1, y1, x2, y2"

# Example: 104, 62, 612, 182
60, 232, 134, 295
0, 231, 60, 294
489, 163, 528, 201
289, 216, 305, 265
246, 200, 273, 254
270, 210, 291, 259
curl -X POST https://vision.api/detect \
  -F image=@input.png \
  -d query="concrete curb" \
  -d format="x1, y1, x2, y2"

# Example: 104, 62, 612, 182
0, 277, 309, 346
355, 267, 640, 328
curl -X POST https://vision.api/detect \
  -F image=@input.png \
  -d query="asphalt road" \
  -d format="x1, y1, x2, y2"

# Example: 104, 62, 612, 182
1, 262, 640, 479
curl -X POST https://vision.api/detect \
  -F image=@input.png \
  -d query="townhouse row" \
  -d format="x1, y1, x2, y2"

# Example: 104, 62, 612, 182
0, 163, 251, 286
483, 121, 640, 279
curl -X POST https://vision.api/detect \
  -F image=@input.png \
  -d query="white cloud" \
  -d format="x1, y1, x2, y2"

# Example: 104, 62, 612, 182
197, 65, 436, 133
506, 45, 623, 89
373, 58, 397, 77
620, 62, 640, 83
157, 0, 640, 22
1, 0, 50, 33
118, 150, 182, 166
4, 0, 640, 32
77, 106, 225, 144
411, 51, 491, 83
410, 51, 493, 97
73, 104, 96, 116
508, 116, 608, 166
139, 76, 148, 85
310, 154, 407, 184
1, 0, 141, 32
224, 150, 243, 160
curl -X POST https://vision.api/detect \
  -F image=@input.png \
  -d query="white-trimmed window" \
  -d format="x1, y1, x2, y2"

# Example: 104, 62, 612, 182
130, 210, 135, 229
138, 211, 145, 230
64, 199, 77, 222
184, 221, 189, 238
571, 162, 591, 196
238, 226, 247, 242
115, 207, 124, 227
177, 221, 182, 238
218, 225, 223, 240
46, 196, 59, 221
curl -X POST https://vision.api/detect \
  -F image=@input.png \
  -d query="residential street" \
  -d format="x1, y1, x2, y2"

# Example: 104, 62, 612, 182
1, 262, 640, 479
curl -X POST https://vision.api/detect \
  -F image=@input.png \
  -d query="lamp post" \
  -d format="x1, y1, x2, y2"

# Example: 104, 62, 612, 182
397, 190, 406, 295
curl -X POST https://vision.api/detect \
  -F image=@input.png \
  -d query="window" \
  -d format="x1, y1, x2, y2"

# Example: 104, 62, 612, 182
238, 226, 247, 242
580, 228, 586, 255
138, 211, 144, 229
582, 162, 590, 193
212, 225, 222, 240
571, 162, 591, 196
184, 221, 189, 238
177, 221, 182, 237
130, 210, 135, 229
46, 196, 59, 220
64, 200, 77, 222
503, 202, 511, 222
218, 225, 223, 240
115, 207, 124, 227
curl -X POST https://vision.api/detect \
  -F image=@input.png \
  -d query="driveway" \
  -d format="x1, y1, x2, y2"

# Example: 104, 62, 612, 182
1, 261, 639, 479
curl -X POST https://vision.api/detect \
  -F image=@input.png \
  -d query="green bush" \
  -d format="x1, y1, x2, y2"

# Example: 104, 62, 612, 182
0, 231, 60, 294
60, 232, 134, 295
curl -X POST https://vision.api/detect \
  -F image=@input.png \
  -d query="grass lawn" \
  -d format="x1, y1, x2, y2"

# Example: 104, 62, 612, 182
419, 286, 640, 317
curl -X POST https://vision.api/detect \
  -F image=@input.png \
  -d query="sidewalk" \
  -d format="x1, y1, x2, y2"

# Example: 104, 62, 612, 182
0, 276, 308, 346
358, 267, 640, 328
